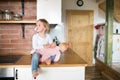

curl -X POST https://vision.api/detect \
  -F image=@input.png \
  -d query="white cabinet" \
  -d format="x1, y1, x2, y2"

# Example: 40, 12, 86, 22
14, 67, 85, 80
37, 0, 61, 24
36, 67, 85, 80
15, 66, 85, 80
112, 35, 120, 62
15, 68, 33, 80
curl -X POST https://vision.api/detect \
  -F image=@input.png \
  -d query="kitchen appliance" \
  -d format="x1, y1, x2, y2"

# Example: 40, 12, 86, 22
0, 68, 15, 80
0, 55, 22, 80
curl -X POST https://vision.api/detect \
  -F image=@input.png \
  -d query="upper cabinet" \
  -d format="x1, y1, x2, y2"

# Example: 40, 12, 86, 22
37, 0, 62, 24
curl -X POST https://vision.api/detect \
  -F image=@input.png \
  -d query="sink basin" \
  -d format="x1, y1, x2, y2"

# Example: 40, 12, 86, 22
0, 55, 22, 64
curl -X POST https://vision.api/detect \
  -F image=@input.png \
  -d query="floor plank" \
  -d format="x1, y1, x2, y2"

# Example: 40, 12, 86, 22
96, 59, 120, 80
85, 66, 104, 80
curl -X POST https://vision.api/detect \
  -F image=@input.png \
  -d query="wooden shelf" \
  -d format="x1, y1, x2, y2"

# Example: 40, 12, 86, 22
0, 19, 36, 24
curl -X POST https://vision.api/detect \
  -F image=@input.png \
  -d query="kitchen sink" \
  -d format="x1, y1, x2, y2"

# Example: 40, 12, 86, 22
0, 55, 22, 64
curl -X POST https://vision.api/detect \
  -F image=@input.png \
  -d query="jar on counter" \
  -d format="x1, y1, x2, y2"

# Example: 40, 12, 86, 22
3, 9, 13, 20
0, 10, 2, 20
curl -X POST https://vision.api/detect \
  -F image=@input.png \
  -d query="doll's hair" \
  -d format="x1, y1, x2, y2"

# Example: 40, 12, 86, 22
61, 42, 69, 47
37, 19, 50, 33
59, 42, 69, 52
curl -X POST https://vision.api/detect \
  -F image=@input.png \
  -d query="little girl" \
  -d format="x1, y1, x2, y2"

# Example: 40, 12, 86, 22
31, 19, 56, 78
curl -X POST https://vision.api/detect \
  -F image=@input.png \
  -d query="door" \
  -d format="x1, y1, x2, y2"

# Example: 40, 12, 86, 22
66, 10, 94, 66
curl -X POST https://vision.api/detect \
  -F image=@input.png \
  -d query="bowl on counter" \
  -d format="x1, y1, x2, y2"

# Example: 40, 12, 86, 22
13, 14, 22, 21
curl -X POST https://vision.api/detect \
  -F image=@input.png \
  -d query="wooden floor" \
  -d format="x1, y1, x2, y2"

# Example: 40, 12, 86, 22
85, 66, 104, 80
96, 59, 120, 80
110, 62, 120, 74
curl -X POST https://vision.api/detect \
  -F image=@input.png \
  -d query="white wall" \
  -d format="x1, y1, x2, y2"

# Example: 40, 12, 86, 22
49, 24, 65, 42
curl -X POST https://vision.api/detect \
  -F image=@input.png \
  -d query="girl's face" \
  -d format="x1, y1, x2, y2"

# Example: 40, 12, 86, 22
35, 21, 46, 33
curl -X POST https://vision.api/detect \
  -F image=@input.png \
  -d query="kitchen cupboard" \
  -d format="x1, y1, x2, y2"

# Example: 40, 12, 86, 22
15, 67, 85, 80
15, 68, 33, 80
36, 67, 85, 80
37, 0, 61, 24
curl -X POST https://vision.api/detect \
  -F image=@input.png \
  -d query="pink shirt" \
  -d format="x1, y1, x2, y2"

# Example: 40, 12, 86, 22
36, 46, 61, 62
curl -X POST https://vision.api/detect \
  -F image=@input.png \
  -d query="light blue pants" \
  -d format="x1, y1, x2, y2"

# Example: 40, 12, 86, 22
31, 52, 41, 72
31, 52, 56, 72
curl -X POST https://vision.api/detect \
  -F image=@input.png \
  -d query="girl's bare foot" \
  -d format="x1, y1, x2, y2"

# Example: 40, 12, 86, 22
33, 71, 39, 79
45, 58, 51, 65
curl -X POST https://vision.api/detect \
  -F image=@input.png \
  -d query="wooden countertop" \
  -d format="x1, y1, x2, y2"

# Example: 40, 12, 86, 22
0, 51, 87, 68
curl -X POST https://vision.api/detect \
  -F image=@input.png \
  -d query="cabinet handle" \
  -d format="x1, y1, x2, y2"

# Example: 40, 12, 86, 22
16, 69, 18, 80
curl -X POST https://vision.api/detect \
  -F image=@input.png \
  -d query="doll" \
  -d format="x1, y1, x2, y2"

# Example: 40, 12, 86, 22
35, 42, 69, 65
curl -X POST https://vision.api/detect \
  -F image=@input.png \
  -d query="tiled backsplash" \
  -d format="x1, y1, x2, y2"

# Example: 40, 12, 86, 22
50, 24, 65, 43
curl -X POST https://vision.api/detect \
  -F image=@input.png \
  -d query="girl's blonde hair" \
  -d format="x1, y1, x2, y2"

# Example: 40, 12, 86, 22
37, 19, 50, 33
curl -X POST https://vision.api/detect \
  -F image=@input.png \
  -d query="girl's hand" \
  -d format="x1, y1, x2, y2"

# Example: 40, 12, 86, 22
43, 44, 51, 48
43, 42, 56, 48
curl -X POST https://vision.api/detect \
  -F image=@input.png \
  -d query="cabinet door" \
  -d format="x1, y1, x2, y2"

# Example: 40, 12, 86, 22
37, 0, 61, 24
36, 67, 85, 80
15, 68, 33, 80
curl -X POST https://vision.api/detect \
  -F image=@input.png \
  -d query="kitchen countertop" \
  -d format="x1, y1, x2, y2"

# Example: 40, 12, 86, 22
0, 50, 87, 68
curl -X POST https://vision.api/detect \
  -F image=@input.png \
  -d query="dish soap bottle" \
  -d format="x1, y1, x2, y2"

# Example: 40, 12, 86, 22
53, 36, 60, 46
